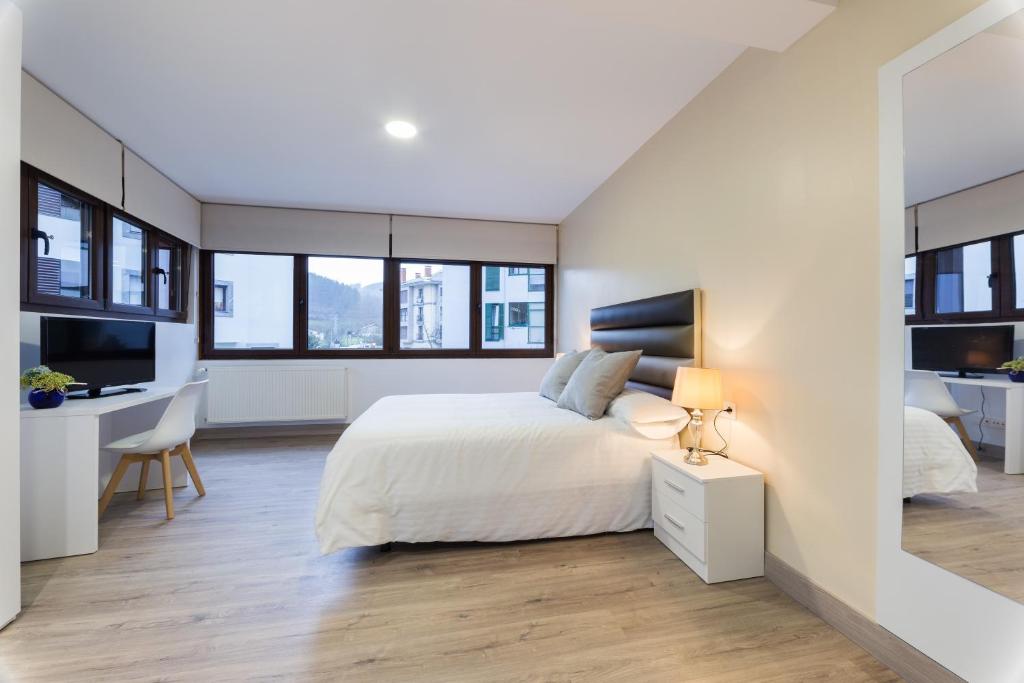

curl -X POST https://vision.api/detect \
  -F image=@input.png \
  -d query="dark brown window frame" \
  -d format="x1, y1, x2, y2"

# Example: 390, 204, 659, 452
20, 163, 192, 324
906, 230, 1024, 325
199, 250, 554, 360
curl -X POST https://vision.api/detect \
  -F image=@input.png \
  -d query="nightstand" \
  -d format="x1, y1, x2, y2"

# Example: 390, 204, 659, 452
651, 450, 764, 584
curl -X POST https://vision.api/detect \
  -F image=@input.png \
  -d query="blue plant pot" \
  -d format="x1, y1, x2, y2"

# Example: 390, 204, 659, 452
1010, 372, 1024, 383
28, 389, 65, 409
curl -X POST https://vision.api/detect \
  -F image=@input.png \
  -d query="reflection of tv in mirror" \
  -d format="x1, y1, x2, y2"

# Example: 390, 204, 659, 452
911, 325, 1013, 378
40, 317, 155, 398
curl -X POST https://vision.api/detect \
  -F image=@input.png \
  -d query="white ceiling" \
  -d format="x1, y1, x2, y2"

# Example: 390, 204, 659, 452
17, 0, 835, 223
903, 10, 1024, 206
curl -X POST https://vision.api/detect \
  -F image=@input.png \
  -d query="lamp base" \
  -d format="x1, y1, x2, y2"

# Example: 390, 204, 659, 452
684, 447, 709, 466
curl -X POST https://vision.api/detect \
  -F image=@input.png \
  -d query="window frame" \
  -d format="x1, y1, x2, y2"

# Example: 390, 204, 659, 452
20, 163, 191, 323
199, 251, 554, 359
907, 231, 1021, 325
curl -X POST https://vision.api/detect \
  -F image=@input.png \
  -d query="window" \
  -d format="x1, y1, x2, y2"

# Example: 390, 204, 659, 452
905, 256, 916, 316
111, 216, 147, 307
481, 265, 547, 349
1015, 234, 1024, 309
485, 303, 504, 341
31, 181, 96, 302
22, 164, 191, 322
200, 254, 552, 358
211, 253, 293, 350
485, 266, 500, 291
307, 256, 384, 350
398, 262, 470, 350
935, 241, 993, 314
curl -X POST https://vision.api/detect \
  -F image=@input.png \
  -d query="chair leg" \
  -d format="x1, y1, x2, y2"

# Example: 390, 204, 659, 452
99, 455, 133, 517
948, 416, 981, 462
179, 442, 206, 497
160, 449, 175, 520
136, 458, 151, 500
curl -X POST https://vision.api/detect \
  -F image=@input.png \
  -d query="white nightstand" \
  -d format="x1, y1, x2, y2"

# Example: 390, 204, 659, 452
651, 450, 764, 584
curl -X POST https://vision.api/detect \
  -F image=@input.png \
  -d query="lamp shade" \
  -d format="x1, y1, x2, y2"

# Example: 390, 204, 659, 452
671, 367, 722, 410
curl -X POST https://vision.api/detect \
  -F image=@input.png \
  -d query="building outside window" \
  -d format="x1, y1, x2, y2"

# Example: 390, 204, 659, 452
481, 265, 546, 348
34, 182, 91, 299
398, 263, 470, 349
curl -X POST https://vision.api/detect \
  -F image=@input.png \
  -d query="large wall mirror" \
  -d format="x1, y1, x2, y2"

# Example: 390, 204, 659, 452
901, 9, 1024, 604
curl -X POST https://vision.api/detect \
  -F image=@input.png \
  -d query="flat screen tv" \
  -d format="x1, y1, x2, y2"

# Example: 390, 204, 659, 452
40, 317, 156, 398
911, 324, 1015, 378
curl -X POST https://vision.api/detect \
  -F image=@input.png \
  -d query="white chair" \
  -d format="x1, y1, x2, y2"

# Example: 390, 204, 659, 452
98, 381, 208, 520
904, 370, 980, 461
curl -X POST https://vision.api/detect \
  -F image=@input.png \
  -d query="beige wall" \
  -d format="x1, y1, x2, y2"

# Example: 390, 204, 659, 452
558, 0, 984, 617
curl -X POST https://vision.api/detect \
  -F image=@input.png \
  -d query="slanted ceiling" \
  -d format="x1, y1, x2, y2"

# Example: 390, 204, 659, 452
18, 0, 834, 223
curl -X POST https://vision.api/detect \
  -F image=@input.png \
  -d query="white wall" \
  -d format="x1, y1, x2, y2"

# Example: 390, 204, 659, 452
557, 0, 986, 618
0, 0, 21, 631
197, 357, 552, 428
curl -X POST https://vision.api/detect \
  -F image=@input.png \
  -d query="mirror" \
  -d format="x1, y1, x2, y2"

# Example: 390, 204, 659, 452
901, 9, 1024, 603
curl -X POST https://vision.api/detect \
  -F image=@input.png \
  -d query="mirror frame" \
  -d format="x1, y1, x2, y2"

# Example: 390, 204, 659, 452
878, 1, 1024, 680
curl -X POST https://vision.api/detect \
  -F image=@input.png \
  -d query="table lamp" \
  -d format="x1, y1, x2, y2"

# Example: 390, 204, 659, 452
671, 367, 722, 465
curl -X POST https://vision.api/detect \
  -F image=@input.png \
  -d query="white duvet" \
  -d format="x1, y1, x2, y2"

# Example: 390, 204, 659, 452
315, 392, 676, 553
903, 405, 978, 498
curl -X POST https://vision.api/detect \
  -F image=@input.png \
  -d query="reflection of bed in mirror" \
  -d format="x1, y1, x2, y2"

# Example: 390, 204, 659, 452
903, 405, 977, 498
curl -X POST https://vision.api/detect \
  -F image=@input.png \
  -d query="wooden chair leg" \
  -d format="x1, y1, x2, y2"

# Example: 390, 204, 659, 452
179, 442, 206, 497
948, 416, 981, 462
136, 458, 151, 500
160, 450, 174, 520
99, 455, 132, 517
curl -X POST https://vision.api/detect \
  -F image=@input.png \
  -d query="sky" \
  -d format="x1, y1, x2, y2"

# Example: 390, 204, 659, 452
308, 256, 384, 287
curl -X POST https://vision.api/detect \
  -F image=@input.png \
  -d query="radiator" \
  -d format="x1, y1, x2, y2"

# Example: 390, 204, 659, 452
204, 365, 348, 424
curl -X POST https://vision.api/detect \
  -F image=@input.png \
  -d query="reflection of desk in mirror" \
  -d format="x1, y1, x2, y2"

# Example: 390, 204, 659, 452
941, 376, 1024, 474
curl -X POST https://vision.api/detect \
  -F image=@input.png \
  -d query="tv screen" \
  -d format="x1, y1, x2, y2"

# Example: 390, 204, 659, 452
40, 317, 155, 395
911, 325, 1014, 376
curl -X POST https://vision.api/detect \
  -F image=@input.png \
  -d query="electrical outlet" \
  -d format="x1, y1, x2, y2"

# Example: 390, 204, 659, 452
982, 417, 1006, 429
722, 401, 737, 419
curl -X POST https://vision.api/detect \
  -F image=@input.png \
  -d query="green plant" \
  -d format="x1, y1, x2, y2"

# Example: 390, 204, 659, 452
20, 365, 78, 393
1000, 357, 1024, 373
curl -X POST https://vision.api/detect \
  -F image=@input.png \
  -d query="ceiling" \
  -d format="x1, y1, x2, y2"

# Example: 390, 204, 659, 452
903, 10, 1024, 206
17, 0, 835, 223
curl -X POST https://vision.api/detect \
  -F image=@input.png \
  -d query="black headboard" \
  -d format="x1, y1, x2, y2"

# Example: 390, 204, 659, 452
590, 289, 703, 399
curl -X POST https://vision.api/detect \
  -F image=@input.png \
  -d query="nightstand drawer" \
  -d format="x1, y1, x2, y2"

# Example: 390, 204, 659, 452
653, 496, 706, 562
653, 458, 705, 521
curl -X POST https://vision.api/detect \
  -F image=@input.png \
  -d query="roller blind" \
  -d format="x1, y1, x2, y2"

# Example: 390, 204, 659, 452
908, 171, 1024, 254
391, 215, 557, 264
202, 204, 390, 257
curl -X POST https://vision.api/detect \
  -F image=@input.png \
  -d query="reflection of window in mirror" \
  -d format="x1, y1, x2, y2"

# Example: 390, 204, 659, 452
901, 8, 1024, 606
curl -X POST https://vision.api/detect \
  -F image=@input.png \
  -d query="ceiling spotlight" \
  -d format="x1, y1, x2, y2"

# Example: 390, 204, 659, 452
385, 120, 418, 139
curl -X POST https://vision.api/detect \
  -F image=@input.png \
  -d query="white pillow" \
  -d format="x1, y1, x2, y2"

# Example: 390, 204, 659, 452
607, 389, 689, 423
607, 389, 690, 439
628, 417, 690, 440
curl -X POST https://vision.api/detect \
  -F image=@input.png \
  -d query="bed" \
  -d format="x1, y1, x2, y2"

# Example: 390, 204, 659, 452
315, 289, 702, 553
904, 405, 978, 498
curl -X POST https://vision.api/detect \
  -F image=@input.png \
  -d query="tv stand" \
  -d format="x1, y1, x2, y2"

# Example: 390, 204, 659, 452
67, 387, 147, 400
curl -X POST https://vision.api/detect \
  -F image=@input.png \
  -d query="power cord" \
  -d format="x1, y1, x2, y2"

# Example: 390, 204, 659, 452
977, 387, 986, 452
703, 407, 734, 458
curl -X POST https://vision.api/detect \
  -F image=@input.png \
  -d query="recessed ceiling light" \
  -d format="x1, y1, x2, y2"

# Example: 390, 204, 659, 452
385, 120, 418, 139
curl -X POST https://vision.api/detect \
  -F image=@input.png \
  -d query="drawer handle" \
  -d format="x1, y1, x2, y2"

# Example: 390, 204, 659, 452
664, 479, 687, 495
664, 513, 686, 532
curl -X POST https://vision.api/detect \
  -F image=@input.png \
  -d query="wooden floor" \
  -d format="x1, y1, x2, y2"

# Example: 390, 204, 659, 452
903, 456, 1024, 603
0, 436, 897, 682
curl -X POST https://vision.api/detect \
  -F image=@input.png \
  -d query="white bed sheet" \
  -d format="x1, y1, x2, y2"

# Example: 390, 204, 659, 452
903, 405, 978, 498
315, 392, 676, 553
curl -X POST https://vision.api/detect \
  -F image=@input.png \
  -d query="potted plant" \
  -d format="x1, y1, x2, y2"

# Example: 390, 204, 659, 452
1000, 357, 1024, 383
20, 365, 78, 409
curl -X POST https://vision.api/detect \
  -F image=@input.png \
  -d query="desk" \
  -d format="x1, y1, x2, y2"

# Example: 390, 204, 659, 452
20, 386, 182, 561
941, 376, 1024, 474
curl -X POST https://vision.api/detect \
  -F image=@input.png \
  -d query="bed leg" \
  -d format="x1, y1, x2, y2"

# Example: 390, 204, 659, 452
379, 543, 393, 553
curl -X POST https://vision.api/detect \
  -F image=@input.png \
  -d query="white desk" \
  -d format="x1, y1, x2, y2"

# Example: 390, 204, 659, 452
20, 386, 182, 561
941, 376, 1024, 474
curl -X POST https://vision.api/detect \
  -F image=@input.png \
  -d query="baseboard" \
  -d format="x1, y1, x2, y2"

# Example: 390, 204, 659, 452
764, 552, 964, 683
193, 424, 347, 441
